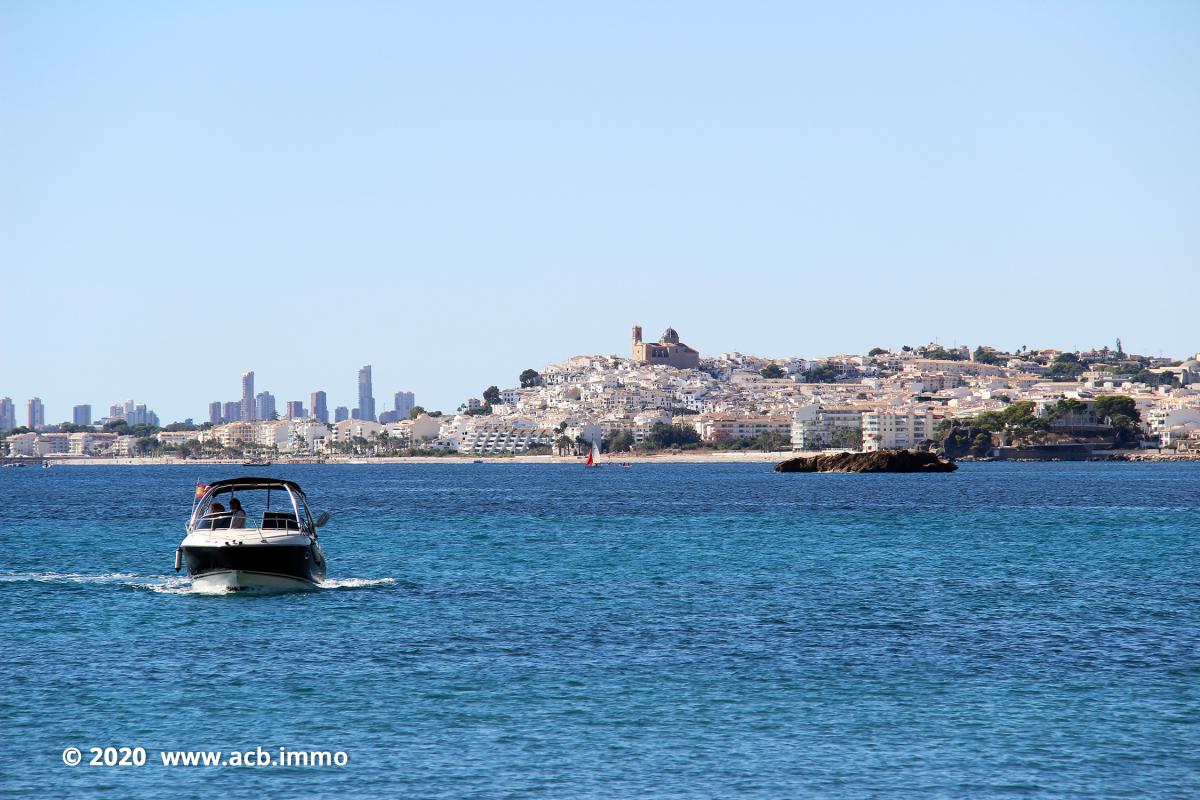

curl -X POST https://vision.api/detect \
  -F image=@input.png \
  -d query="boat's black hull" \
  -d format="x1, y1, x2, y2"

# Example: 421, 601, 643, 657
183, 544, 324, 590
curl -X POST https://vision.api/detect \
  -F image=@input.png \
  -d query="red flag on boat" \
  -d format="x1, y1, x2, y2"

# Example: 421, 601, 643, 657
195, 482, 210, 499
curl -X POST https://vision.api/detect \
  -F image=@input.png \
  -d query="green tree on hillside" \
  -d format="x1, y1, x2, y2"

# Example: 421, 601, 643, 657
806, 365, 840, 383
1046, 398, 1088, 420
643, 423, 701, 450
519, 369, 542, 388
1093, 395, 1140, 423
760, 364, 786, 379
1131, 369, 1177, 387
830, 427, 862, 451
923, 347, 961, 361
604, 430, 635, 453
756, 430, 790, 451
1047, 355, 1085, 381
973, 346, 1002, 365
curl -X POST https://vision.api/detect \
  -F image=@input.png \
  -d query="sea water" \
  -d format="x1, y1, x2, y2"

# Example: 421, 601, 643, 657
1, 462, 1197, 798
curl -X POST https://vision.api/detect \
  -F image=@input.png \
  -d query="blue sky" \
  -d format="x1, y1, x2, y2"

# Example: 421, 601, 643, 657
2, 1, 1197, 423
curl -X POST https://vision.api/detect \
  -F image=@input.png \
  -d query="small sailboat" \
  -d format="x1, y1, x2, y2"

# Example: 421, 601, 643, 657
584, 439, 600, 468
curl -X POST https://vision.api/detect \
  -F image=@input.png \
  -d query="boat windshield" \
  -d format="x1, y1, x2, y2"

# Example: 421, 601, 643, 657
192, 485, 310, 532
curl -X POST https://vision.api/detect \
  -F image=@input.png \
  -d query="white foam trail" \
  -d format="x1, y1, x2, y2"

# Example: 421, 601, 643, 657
0, 571, 140, 585
0, 571, 396, 594
126, 576, 196, 594
318, 577, 397, 589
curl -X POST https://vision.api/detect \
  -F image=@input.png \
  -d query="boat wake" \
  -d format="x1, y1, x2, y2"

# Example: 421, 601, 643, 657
0, 571, 396, 594
0, 571, 140, 585
130, 576, 196, 595
318, 577, 397, 590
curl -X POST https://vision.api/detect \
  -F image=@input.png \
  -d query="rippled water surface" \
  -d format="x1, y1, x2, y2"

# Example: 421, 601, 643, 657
2, 462, 1198, 798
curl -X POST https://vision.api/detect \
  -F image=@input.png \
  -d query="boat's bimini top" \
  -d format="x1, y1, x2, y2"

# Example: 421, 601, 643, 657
189, 477, 315, 533
201, 477, 308, 497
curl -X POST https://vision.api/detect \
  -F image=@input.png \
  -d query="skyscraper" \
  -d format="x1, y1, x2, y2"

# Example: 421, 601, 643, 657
311, 391, 328, 424
334, 406, 349, 423
27, 397, 44, 430
0, 397, 15, 430
394, 391, 415, 419
285, 401, 305, 419
241, 371, 255, 421
223, 401, 241, 423
209, 401, 223, 425
73, 405, 92, 426
255, 391, 276, 421
357, 365, 375, 422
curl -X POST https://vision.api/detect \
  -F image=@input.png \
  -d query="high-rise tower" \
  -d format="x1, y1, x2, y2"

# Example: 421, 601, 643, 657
255, 391, 276, 421
73, 405, 92, 426
311, 390, 328, 424
394, 391, 415, 419
241, 371, 255, 421
0, 397, 16, 430
27, 397, 45, 430
357, 366, 375, 422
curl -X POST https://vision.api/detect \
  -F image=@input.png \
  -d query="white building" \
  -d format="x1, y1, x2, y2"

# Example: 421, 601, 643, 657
790, 405, 864, 450
71, 432, 119, 455
562, 421, 602, 447
113, 435, 140, 456
694, 416, 791, 442
1146, 406, 1200, 436
35, 433, 71, 455
331, 419, 383, 445
409, 414, 443, 442
157, 431, 197, 447
457, 420, 552, 454
5, 432, 38, 456
254, 421, 290, 449
288, 420, 328, 453
862, 408, 937, 452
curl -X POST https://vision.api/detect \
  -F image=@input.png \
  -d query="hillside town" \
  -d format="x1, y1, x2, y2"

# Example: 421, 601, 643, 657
4, 325, 1200, 462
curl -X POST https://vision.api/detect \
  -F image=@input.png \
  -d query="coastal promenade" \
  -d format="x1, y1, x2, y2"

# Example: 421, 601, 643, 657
28, 451, 802, 466
18, 450, 1200, 467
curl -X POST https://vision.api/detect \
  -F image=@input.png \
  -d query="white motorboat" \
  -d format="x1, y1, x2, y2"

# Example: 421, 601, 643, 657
177, 477, 330, 592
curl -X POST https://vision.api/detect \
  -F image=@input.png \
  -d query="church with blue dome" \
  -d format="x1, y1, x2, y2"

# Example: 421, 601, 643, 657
631, 324, 700, 369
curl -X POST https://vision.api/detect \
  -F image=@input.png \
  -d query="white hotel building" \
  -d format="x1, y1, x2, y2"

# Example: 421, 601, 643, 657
861, 408, 937, 452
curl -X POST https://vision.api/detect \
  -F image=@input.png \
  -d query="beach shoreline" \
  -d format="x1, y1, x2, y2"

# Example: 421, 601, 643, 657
12, 450, 1200, 466
26, 451, 795, 466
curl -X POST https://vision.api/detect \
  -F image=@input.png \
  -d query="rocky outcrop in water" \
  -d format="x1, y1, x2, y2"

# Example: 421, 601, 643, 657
774, 450, 958, 473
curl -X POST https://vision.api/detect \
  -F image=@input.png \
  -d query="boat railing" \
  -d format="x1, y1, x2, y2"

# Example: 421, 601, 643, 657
193, 511, 303, 532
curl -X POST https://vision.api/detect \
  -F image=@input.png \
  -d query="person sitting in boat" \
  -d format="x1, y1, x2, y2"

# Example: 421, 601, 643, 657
229, 498, 246, 529
200, 502, 229, 530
